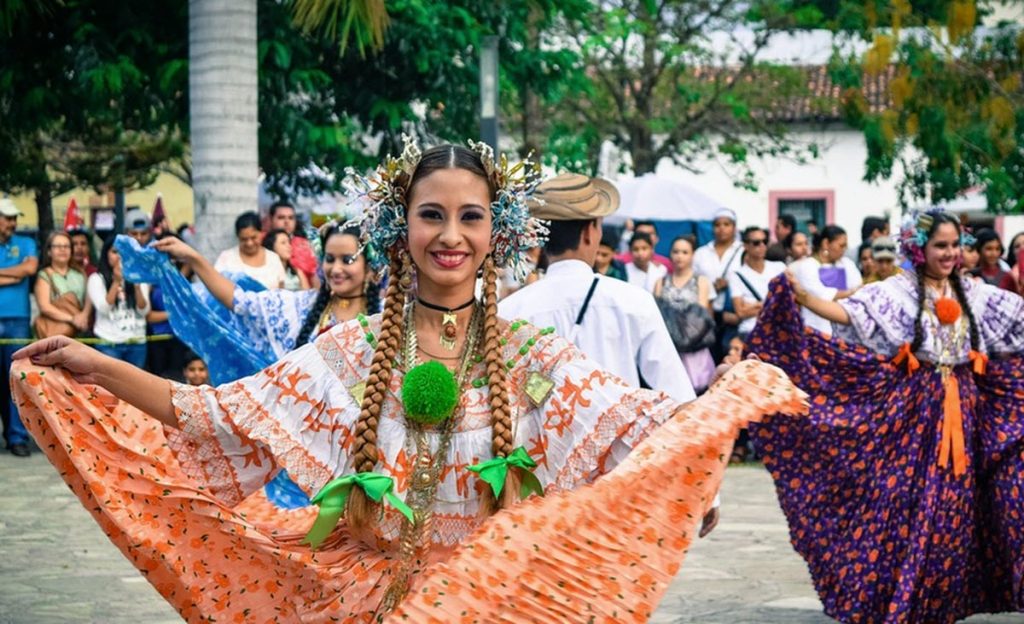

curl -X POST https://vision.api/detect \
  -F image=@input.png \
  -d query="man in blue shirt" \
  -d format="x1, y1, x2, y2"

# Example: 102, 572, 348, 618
0, 199, 38, 457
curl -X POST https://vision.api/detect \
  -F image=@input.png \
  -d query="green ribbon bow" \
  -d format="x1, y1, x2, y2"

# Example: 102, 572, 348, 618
467, 446, 545, 500
301, 472, 414, 550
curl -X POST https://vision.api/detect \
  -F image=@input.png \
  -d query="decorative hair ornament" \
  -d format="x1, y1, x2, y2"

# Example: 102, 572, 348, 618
343, 134, 549, 282
898, 207, 975, 267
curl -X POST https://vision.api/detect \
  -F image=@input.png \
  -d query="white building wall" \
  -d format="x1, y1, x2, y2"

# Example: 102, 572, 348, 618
606, 127, 1022, 250
646, 127, 903, 249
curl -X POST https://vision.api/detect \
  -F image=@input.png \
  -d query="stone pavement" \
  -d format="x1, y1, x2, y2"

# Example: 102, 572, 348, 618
1, 448, 1021, 623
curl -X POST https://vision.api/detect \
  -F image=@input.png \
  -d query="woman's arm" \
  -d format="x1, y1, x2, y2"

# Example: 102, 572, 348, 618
297, 268, 311, 290
790, 273, 851, 325
731, 296, 763, 320
13, 337, 176, 426
106, 279, 121, 306
153, 237, 236, 310
87, 274, 115, 314
697, 276, 711, 310
653, 279, 663, 299
133, 283, 149, 311
74, 285, 93, 332
34, 273, 75, 323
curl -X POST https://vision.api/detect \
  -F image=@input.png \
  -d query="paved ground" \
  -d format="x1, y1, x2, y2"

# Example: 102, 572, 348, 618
2, 447, 1021, 623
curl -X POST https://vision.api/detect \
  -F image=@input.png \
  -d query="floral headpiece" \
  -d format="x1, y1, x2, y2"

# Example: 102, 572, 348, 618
899, 208, 976, 266
343, 135, 548, 282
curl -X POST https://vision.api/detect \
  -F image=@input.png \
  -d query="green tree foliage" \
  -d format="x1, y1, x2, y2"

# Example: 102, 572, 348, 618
504, 0, 826, 178
0, 1, 188, 233
291, 0, 389, 55
260, 0, 587, 196
828, 0, 1023, 212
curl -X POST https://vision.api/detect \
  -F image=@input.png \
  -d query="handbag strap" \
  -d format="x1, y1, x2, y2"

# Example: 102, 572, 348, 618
734, 270, 763, 302
719, 245, 742, 278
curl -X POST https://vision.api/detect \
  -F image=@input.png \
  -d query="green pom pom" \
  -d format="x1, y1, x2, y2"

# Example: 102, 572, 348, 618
401, 362, 459, 425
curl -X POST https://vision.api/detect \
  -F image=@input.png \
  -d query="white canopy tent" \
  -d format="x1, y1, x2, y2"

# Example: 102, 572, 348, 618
605, 173, 725, 225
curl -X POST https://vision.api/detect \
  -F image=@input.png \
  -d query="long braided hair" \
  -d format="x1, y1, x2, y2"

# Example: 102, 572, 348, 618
295, 224, 381, 346
909, 212, 979, 354
346, 144, 520, 528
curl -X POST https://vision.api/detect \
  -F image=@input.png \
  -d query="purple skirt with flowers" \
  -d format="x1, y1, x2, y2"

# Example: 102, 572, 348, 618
747, 277, 1024, 624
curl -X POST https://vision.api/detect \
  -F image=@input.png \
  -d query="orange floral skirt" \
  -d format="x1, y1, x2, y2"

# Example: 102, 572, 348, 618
12, 360, 804, 622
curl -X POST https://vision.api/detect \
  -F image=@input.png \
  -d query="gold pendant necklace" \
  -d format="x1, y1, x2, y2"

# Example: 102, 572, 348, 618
440, 312, 458, 350
415, 296, 477, 351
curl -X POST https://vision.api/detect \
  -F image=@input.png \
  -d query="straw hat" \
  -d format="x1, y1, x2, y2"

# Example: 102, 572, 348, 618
529, 173, 619, 221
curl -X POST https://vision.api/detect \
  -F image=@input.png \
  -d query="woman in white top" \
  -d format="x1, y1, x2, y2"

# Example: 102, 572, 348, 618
624, 231, 666, 293
788, 225, 862, 335
87, 236, 151, 367
262, 228, 310, 292
214, 212, 287, 290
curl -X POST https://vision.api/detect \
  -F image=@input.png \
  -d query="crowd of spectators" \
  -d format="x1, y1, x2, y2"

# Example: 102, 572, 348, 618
0, 198, 324, 458
2, 189, 1024, 465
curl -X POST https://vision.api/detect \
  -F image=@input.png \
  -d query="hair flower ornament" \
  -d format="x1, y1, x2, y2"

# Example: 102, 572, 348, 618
344, 134, 548, 282
899, 207, 974, 267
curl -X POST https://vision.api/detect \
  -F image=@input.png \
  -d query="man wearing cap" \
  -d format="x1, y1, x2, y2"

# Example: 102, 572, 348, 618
693, 208, 743, 313
693, 208, 744, 358
499, 173, 695, 405
500, 173, 716, 535
863, 237, 902, 284
124, 208, 153, 246
0, 199, 38, 457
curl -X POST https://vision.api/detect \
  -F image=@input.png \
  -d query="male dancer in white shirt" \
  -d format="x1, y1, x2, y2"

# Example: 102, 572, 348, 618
500, 173, 718, 536
500, 173, 695, 403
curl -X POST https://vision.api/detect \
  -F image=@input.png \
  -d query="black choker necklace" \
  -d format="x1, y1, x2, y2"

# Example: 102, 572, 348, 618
416, 297, 477, 351
331, 294, 364, 310
416, 297, 476, 312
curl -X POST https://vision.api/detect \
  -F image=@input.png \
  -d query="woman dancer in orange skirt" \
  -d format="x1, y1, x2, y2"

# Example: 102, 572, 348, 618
12, 139, 805, 622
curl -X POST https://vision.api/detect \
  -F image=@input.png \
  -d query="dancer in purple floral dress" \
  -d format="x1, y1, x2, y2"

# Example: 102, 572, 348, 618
748, 210, 1024, 623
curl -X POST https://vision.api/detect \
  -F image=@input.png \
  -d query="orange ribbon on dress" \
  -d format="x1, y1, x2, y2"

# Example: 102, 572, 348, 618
938, 373, 967, 476
968, 350, 988, 375
893, 343, 975, 477
892, 343, 920, 374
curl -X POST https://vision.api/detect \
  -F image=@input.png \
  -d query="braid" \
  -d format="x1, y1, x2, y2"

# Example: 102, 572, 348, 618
949, 275, 980, 352
911, 269, 927, 353
346, 251, 411, 529
478, 255, 520, 515
295, 281, 332, 346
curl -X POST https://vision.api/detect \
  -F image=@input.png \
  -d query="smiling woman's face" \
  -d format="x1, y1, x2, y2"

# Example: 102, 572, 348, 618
924, 222, 961, 278
321, 233, 366, 297
406, 167, 493, 299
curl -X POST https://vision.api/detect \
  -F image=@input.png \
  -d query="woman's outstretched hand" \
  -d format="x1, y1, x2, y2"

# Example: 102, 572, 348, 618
786, 270, 808, 304
13, 336, 109, 385
152, 236, 202, 265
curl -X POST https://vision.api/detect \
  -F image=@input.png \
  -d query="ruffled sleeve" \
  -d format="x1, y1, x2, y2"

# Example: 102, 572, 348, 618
232, 287, 317, 356
165, 329, 361, 507
507, 324, 679, 492
834, 274, 916, 356
972, 281, 1024, 355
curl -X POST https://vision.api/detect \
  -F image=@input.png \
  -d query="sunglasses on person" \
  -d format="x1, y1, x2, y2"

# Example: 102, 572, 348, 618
744, 238, 768, 246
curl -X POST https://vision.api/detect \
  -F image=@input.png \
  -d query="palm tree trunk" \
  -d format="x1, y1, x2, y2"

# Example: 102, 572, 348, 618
189, 0, 258, 261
